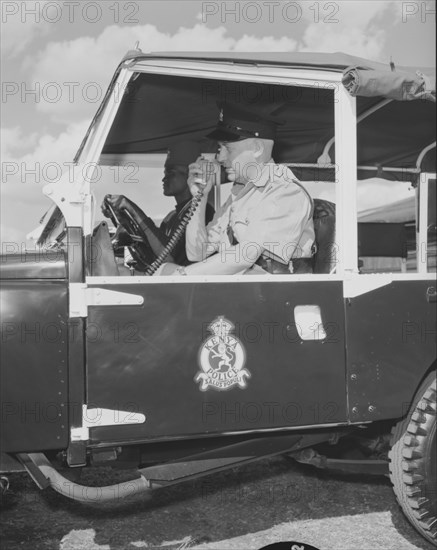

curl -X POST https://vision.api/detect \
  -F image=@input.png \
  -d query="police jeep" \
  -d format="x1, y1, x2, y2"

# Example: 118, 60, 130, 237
1, 51, 436, 545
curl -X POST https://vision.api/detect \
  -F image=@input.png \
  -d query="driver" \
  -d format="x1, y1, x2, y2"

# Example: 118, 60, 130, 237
102, 141, 215, 267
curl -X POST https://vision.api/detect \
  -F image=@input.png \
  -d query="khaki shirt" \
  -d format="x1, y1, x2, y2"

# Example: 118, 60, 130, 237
205, 162, 315, 264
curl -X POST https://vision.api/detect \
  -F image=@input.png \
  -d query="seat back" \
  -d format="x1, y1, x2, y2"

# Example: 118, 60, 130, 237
86, 221, 119, 276
312, 199, 336, 274
358, 222, 408, 272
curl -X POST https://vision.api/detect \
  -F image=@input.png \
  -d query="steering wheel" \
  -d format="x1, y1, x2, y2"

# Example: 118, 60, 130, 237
102, 194, 156, 272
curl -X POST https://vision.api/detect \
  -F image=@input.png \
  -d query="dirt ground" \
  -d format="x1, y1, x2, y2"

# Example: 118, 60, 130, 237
0, 456, 435, 550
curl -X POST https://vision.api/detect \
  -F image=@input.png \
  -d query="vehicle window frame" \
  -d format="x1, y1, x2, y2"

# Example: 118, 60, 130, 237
91, 65, 344, 282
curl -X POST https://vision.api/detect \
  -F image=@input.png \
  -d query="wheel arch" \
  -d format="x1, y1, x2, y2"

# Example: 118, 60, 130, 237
403, 359, 437, 420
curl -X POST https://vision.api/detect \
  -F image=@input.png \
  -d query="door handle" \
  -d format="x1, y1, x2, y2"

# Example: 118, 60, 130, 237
426, 286, 436, 303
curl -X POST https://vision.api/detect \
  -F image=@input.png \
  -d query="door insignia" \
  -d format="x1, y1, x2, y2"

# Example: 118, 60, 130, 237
195, 316, 250, 391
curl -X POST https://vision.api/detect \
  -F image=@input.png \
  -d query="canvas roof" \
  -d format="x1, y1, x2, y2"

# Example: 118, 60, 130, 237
79, 51, 436, 181
122, 51, 436, 77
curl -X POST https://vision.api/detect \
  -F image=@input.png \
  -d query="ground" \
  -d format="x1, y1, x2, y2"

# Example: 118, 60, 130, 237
1, 457, 435, 550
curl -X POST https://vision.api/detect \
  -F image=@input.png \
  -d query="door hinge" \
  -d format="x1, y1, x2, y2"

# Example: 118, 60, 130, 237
69, 283, 144, 317
71, 405, 146, 442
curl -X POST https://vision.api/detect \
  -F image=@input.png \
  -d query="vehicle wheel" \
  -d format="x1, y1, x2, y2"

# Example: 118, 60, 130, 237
388, 371, 436, 545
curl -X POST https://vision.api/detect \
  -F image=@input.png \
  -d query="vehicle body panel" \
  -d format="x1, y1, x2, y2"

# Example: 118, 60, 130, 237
0, 251, 67, 279
346, 279, 436, 422
1, 277, 69, 452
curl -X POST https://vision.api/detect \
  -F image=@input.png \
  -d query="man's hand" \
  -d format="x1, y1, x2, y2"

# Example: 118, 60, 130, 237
101, 194, 135, 219
187, 157, 219, 197
155, 262, 180, 276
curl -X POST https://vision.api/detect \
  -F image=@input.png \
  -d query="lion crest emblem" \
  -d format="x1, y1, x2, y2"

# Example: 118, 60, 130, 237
195, 316, 250, 391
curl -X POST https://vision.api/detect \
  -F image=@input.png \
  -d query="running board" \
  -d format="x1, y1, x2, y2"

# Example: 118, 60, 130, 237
15, 432, 339, 501
139, 432, 330, 486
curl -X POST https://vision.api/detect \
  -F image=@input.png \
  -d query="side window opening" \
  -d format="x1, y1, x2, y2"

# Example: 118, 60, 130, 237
352, 94, 435, 276
356, 181, 418, 274
87, 160, 217, 277
92, 73, 336, 278
355, 175, 436, 275
86, 161, 168, 276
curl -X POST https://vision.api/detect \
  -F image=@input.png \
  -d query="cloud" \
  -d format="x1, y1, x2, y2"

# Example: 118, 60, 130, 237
2, 120, 89, 182
24, 2, 399, 126
1, 126, 39, 159
26, 23, 298, 124
0, 223, 29, 249
1, 120, 90, 244
2, 5, 415, 245
0, 121, 172, 245
1, 0, 51, 58
234, 34, 297, 51
300, 1, 399, 60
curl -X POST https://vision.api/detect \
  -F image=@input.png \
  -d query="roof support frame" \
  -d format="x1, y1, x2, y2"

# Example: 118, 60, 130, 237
318, 98, 393, 164
416, 142, 436, 171
44, 68, 133, 235
335, 83, 358, 276
417, 172, 435, 274
131, 59, 343, 88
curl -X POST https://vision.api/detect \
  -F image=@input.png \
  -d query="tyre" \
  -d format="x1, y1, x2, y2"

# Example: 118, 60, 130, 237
389, 371, 436, 545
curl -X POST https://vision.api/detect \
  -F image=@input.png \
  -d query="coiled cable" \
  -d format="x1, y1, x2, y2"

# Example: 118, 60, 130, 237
144, 189, 204, 275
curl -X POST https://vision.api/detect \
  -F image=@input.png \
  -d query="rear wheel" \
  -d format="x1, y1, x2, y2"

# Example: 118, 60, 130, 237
389, 371, 436, 545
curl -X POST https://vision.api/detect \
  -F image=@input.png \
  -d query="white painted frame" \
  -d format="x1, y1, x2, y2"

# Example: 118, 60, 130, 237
42, 68, 133, 236
417, 172, 436, 274
71, 59, 345, 281
334, 84, 358, 277
132, 58, 342, 85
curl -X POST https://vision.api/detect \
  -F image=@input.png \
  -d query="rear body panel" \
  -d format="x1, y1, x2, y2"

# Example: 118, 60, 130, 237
345, 279, 436, 422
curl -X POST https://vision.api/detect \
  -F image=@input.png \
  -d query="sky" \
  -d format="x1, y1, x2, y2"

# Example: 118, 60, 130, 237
1, 0, 435, 246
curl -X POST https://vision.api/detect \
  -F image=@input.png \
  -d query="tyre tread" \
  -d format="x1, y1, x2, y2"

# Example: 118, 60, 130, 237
388, 373, 437, 545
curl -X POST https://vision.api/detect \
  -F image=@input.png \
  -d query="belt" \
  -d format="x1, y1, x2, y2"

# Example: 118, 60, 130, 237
292, 258, 314, 274
255, 256, 313, 274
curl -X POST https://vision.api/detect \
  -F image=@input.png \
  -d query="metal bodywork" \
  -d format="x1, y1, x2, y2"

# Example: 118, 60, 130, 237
86, 279, 347, 442
0, 252, 69, 452
346, 279, 436, 422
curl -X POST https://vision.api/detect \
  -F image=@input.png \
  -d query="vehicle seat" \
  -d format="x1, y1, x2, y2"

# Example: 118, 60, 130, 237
358, 222, 408, 273
86, 221, 119, 276
312, 199, 336, 274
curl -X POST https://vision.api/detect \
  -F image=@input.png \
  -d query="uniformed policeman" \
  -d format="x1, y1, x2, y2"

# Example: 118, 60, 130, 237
102, 140, 215, 267
165, 103, 315, 276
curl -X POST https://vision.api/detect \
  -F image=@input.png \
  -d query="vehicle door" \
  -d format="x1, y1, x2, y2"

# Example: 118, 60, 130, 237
85, 273, 347, 443
78, 63, 354, 444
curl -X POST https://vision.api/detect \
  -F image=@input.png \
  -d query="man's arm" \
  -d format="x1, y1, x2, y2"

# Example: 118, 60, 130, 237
185, 195, 210, 261
139, 216, 179, 261
184, 242, 258, 275
185, 159, 217, 261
